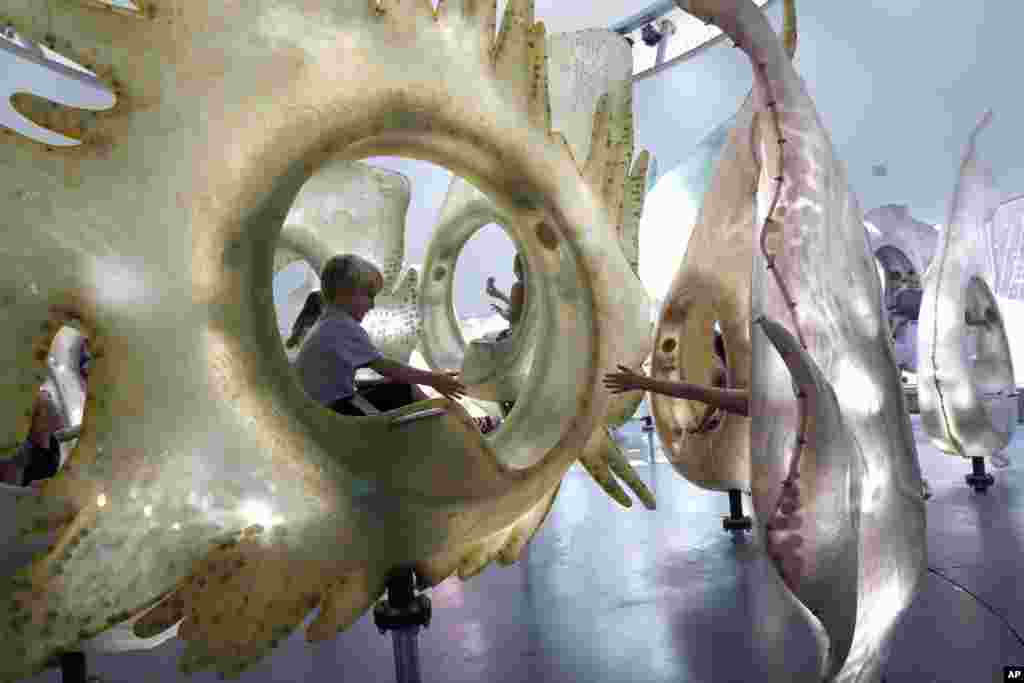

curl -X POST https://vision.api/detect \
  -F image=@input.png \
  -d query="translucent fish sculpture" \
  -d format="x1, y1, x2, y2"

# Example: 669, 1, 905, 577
674, 1, 926, 681
649, 97, 757, 490
275, 159, 421, 364
864, 204, 938, 290
863, 204, 938, 372
649, 1, 795, 492
419, 29, 654, 510
637, 113, 734, 306
918, 112, 1017, 463
0, 1, 650, 679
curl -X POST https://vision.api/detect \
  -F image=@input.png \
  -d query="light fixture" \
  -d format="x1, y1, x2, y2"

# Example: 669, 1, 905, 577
641, 23, 663, 47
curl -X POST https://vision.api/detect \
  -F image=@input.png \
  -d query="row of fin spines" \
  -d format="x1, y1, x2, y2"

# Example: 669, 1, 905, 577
131, 480, 562, 677
620, 151, 651, 276
417, 482, 561, 586
582, 87, 651, 262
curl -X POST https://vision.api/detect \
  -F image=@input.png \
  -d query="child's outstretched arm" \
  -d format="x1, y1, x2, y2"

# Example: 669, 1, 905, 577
603, 364, 749, 417
368, 357, 467, 401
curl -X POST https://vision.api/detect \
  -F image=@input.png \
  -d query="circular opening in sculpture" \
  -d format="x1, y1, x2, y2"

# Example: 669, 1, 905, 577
245, 120, 596, 472
3, 325, 89, 487
453, 223, 519, 340
661, 338, 677, 354
688, 320, 727, 435
47, 326, 90, 435
874, 245, 917, 310
268, 154, 558, 445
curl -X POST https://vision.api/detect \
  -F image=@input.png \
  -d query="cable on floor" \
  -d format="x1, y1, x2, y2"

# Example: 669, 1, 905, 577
927, 566, 1024, 649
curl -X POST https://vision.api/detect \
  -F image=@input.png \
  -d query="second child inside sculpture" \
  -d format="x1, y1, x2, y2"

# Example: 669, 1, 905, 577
604, 331, 750, 420
486, 253, 526, 334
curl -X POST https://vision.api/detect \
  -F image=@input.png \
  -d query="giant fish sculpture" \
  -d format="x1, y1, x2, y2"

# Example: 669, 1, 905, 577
0, 1, 651, 678
918, 112, 1016, 477
649, 0, 795, 493
863, 204, 938, 373
672, 1, 927, 681
419, 29, 655, 510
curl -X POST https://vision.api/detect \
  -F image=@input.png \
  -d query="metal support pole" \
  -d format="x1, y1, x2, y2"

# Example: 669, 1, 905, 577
60, 652, 86, 683
390, 627, 423, 683
728, 489, 743, 518
965, 456, 994, 493
723, 488, 752, 533
641, 415, 655, 464
374, 568, 432, 683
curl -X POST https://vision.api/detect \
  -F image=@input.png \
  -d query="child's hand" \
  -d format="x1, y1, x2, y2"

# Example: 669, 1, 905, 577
485, 277, 502, 298
602, 364, 647, 394
430, 371, 467, 401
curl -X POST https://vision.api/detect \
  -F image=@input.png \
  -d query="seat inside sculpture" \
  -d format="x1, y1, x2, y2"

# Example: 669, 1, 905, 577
964, 276, 1013, 396
875, 246, 923, 374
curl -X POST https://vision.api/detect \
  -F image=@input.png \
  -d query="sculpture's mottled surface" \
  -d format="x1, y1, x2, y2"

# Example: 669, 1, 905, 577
0, 1, 650, 678
917, 112, 1017, 462
419, 29, 654, 510
675, 1, 926, 680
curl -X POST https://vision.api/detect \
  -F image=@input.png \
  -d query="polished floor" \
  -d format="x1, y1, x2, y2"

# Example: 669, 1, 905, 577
27, 415, 1024, 682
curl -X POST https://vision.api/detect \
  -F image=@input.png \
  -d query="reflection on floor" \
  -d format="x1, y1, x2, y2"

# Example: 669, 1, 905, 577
26, 416, 1024, 682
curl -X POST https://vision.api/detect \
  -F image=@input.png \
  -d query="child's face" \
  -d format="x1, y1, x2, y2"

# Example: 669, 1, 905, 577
337, 275, 382, 322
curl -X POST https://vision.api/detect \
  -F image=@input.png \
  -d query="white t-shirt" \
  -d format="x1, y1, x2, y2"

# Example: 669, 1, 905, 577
294, 306, 383, 405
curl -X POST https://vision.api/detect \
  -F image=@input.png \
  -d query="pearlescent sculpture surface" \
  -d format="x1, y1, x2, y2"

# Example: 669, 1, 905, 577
637, 114, 733, 306
917, 112, 1017, 462
649, 96, 756, 491
675, 1, 926, 681
863, 204, 937, 372
0, 1, 650, 678
419, 29, 654, 510
648, 2, 795, 492
991, 196, 1024, 300
276, 160, 421, 364
864, 204, 938, 286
